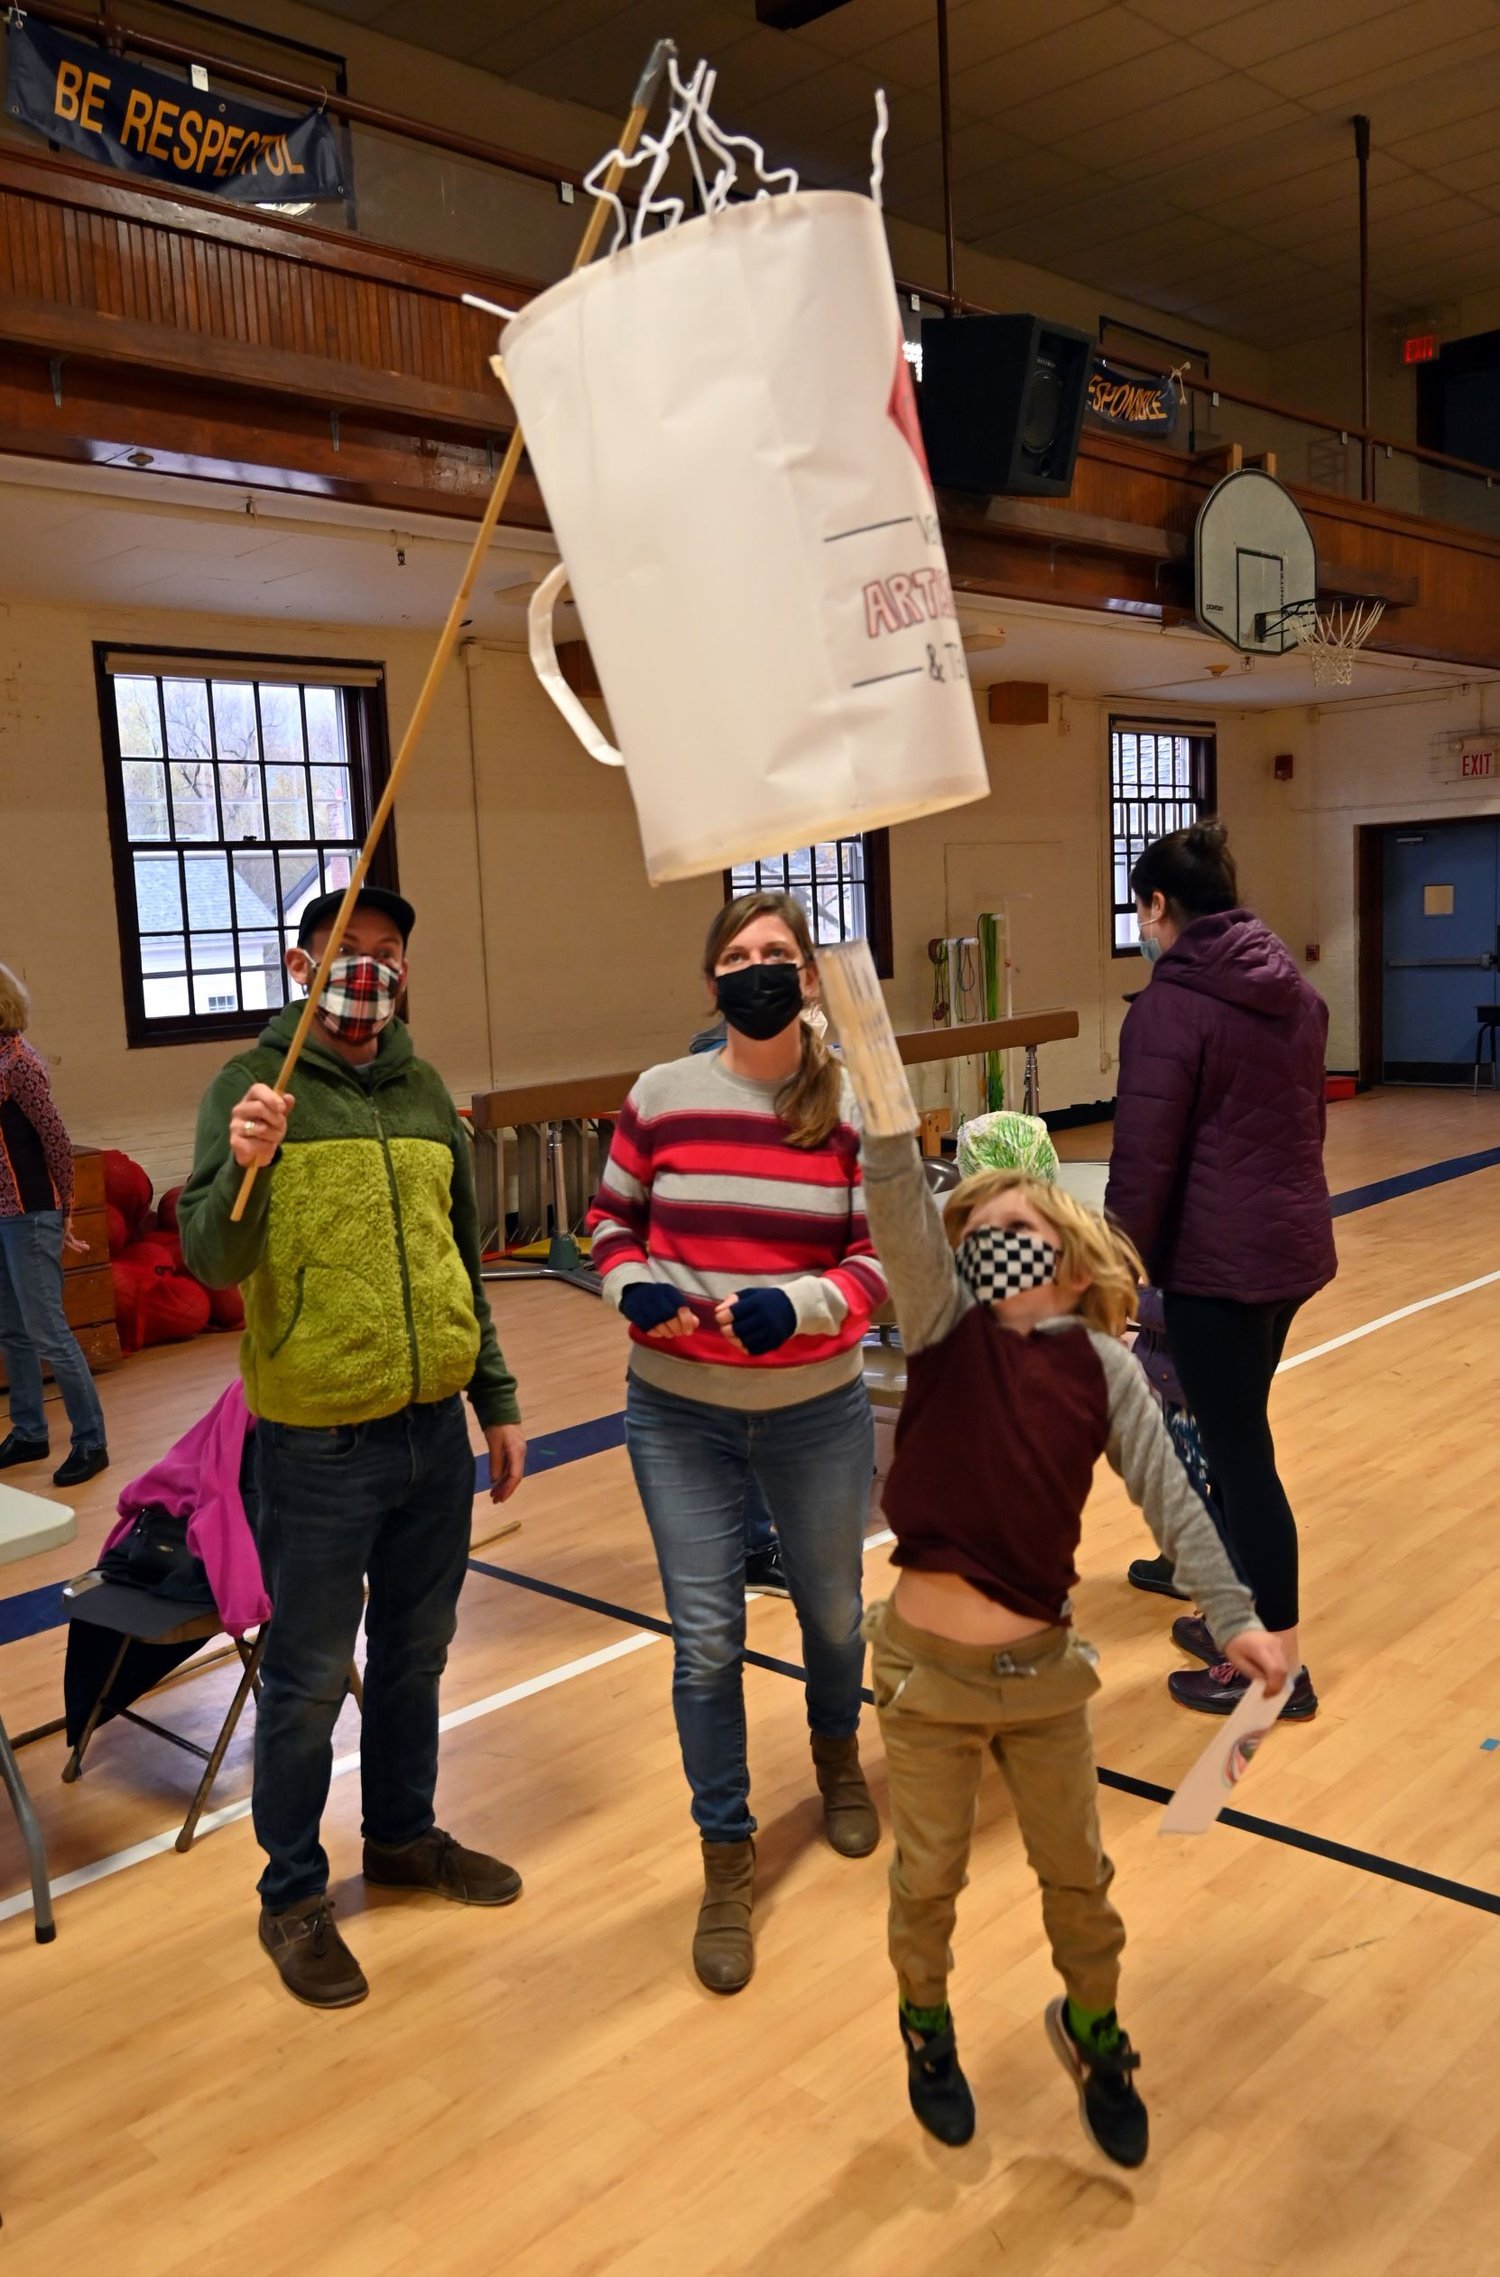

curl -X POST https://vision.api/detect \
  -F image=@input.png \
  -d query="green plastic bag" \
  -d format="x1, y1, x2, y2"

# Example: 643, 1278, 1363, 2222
955, 1110, 1059, 1183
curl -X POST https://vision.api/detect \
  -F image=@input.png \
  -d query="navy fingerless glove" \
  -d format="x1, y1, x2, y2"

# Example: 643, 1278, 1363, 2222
619, 1281, 689, 1332
727, 1287, 797, 1355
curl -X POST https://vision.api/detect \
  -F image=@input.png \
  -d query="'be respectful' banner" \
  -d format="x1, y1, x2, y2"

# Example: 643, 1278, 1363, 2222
5, 16, 345, 206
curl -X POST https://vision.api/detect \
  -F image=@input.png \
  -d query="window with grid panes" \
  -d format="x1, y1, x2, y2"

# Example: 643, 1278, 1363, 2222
724, 833, 892, 977
1109, 720, 1217, 956
96, 648, 394, 1046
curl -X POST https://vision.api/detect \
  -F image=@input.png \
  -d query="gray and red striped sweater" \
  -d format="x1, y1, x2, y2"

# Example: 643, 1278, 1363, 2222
587, 1052, 888, 1411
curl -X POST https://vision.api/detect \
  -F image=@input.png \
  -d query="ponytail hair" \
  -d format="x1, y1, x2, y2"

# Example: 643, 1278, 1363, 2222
702, 891, 843, 1150
1130, 818, 1239, 919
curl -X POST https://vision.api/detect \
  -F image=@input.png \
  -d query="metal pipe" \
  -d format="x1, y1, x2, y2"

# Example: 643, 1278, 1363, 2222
1355, 114, 1372, 500
936, 0, 956, 306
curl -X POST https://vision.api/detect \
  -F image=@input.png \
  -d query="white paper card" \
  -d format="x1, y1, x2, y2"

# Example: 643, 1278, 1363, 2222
816, 941, 919, 1138
1159, 1677, 1289, 1836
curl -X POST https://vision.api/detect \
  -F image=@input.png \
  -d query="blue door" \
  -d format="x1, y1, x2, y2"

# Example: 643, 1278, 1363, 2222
1382, 820, 1500, 1079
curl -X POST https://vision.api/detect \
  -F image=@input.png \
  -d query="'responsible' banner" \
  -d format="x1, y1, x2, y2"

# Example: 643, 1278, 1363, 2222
4, 16, 345, 206
1085, 357, 1179, 437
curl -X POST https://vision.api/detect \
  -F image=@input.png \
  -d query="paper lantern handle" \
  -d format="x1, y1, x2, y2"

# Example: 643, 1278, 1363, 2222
528, 563, 625, 768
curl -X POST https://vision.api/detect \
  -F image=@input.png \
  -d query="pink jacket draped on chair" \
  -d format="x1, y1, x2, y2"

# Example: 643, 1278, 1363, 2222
101, 1381, 271, 1634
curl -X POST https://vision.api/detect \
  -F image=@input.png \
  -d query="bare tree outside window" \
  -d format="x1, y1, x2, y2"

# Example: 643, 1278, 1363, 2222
98, 651, 393, 1047
724, 832, 893, 976
1109, 720, 1217, 955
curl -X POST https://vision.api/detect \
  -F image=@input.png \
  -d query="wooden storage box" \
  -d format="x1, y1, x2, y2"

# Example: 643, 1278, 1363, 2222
0, 1145, 123, 1386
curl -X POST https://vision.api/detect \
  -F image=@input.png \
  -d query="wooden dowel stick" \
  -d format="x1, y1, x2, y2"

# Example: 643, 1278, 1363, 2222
231, 40, 676, 1222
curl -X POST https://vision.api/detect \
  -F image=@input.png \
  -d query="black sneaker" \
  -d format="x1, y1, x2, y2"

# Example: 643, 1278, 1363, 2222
1044, 1999, 1148, 2168
1127, 1553, 1191, 1600
900, 2009, 976, 2146
53, 1446, 108, 1490
744, 1540, 791, 1598
0, 1433, 49, 1471
1170, 1613, 1219, 1665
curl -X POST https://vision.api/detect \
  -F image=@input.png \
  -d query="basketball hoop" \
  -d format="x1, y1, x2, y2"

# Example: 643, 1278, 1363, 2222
1292, 598, 1385, 686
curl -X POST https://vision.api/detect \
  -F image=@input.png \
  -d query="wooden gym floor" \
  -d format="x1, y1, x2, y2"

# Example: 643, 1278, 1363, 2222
0, 1086, 1498, 2275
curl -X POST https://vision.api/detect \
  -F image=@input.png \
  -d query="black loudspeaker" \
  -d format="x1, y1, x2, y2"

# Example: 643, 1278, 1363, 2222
918, 313, 1093, 498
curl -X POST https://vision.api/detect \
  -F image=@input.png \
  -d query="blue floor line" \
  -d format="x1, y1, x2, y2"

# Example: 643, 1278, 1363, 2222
1329, 1142, 1500, 1218
2, 1126, 1493, 1651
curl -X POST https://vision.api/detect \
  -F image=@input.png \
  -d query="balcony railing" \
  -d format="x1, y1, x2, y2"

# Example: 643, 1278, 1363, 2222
7, 0, 1500, 545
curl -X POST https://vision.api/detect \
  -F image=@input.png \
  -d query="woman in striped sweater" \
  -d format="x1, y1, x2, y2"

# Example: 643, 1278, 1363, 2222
588, 892, 888, 1994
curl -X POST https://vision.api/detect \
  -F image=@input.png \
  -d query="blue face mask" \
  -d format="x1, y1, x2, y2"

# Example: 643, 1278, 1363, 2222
1139, 930, 1163, 965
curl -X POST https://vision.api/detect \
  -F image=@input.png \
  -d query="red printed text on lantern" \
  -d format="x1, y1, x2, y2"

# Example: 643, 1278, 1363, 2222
864, 567, 957, 638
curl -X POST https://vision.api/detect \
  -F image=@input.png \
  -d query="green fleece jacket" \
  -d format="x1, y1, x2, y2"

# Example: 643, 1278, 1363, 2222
177, 1007, 518, 1432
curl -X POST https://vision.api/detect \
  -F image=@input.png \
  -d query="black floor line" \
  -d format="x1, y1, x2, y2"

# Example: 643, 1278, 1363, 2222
467, 1556, 1500, 1920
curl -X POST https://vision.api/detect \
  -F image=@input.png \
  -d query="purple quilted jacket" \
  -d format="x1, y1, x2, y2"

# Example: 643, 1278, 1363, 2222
1105, 910, 1337, 1305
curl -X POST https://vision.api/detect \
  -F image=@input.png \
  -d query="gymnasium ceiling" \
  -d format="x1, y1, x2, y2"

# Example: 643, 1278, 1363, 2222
309, 0, 1500, 351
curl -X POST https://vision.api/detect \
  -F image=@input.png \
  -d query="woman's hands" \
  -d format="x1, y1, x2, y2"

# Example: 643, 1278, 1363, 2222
715, 1288, 796, 1356
619, 1282, 697, 1339
228, 1082, 294, 1170
620, 1282, 800, 1354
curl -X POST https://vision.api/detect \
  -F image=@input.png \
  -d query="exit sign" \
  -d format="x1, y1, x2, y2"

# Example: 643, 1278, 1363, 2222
1403, 333, 1438, 364
1462, 745, 1495, 778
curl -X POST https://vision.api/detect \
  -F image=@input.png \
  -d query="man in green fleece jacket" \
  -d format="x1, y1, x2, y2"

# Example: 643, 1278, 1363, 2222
178, 885, 526, 2010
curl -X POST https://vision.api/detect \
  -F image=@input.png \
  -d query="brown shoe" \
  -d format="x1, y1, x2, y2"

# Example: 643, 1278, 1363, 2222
363, 1827, 522, 1907
258, 1896, 368, 2009
811, 1730, 880, 1857
692, 1837, 755, 1994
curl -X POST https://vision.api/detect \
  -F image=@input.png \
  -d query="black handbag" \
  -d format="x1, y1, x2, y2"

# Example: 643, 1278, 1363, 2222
99, 1503, 213, 1604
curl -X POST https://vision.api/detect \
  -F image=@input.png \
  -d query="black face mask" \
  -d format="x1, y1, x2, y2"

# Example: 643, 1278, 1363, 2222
715, 961, 804, 1041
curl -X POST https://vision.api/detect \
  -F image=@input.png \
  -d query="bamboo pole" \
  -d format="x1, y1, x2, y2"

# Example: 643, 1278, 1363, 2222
231, 39, 676, 1222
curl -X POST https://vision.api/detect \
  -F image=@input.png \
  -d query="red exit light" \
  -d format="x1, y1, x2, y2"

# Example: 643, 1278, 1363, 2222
1403, 334, 1438, 364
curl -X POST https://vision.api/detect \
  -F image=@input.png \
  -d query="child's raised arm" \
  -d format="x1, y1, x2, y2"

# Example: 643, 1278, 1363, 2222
1087, 1329, 1265, 1655
817, 943, 970, 1357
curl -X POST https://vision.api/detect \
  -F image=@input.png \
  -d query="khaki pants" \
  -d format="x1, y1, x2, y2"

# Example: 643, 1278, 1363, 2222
865, 1597, 1125, 2013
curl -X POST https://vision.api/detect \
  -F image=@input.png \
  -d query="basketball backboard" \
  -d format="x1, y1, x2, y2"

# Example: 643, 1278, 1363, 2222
1194, 469, 1317, 654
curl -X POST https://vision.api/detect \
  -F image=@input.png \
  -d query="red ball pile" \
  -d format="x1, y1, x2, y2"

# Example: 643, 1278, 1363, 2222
101, 1151, 244, 1354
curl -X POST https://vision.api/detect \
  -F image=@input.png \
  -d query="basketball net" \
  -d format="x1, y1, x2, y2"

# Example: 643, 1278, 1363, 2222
1291, 597, 1385, 686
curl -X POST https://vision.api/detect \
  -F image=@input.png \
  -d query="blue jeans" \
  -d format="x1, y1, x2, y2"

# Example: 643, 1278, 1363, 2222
250, 1395, 474, 1909
0, 1211, 107, 1452
626, 1372, 873, 1843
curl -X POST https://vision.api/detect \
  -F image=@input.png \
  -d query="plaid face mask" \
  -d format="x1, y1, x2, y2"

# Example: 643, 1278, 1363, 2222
313, 953, 405, 1043
955, 1224, 1058, 1305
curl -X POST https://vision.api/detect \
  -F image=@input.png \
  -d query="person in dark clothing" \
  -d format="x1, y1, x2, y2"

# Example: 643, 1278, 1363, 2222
0, 963, 108, 1488
1105, 823, 1336, 1720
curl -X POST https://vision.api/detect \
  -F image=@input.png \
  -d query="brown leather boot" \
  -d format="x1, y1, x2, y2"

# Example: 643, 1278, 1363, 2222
258, 1895, 368, 2009
811, 1730, 879, 1857
692, 1837, 755, 1993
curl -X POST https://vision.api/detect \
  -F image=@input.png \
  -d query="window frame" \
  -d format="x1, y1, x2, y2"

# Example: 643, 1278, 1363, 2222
1108, 717, 1218, 959
95, 643, 397, 1050
721, 829, 893, 979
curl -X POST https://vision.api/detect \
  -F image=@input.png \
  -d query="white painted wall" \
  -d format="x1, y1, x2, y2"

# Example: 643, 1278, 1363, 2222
0, 587, 1319, 1192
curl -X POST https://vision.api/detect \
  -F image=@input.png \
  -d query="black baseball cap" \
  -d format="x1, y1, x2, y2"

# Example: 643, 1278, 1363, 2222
296, 885, 416, 949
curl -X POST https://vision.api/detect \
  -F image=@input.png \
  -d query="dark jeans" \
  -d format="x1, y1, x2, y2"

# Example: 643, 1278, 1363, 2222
0, 1210, 107, 1453
250, 1394, 474, 1909
626, 1371, 872, 1843
1163, 1294, 1302, 1633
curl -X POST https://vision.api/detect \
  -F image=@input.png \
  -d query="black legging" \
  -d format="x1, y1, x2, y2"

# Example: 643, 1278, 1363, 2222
1161, 1294, 1302, 1634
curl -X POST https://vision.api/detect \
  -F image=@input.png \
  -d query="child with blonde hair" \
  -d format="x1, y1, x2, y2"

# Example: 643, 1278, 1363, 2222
847, 1083, 1285, 2163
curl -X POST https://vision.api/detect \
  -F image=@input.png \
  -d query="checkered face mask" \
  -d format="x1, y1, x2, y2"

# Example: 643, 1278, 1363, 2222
312, 953, 405, 1043
954, 1224, 1059, 1306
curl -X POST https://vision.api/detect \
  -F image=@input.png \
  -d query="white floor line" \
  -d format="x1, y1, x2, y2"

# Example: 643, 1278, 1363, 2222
1278, 1266, 1500, 1373
0, 1628, 662, 1926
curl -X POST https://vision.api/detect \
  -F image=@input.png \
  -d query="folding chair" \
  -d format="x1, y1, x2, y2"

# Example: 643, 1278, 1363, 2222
0, 1708, 55, 1942
62, 1580, 363, 1853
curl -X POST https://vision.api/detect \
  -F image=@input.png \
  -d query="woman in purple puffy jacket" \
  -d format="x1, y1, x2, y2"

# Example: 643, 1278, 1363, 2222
1105, 823, 1335, 1721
